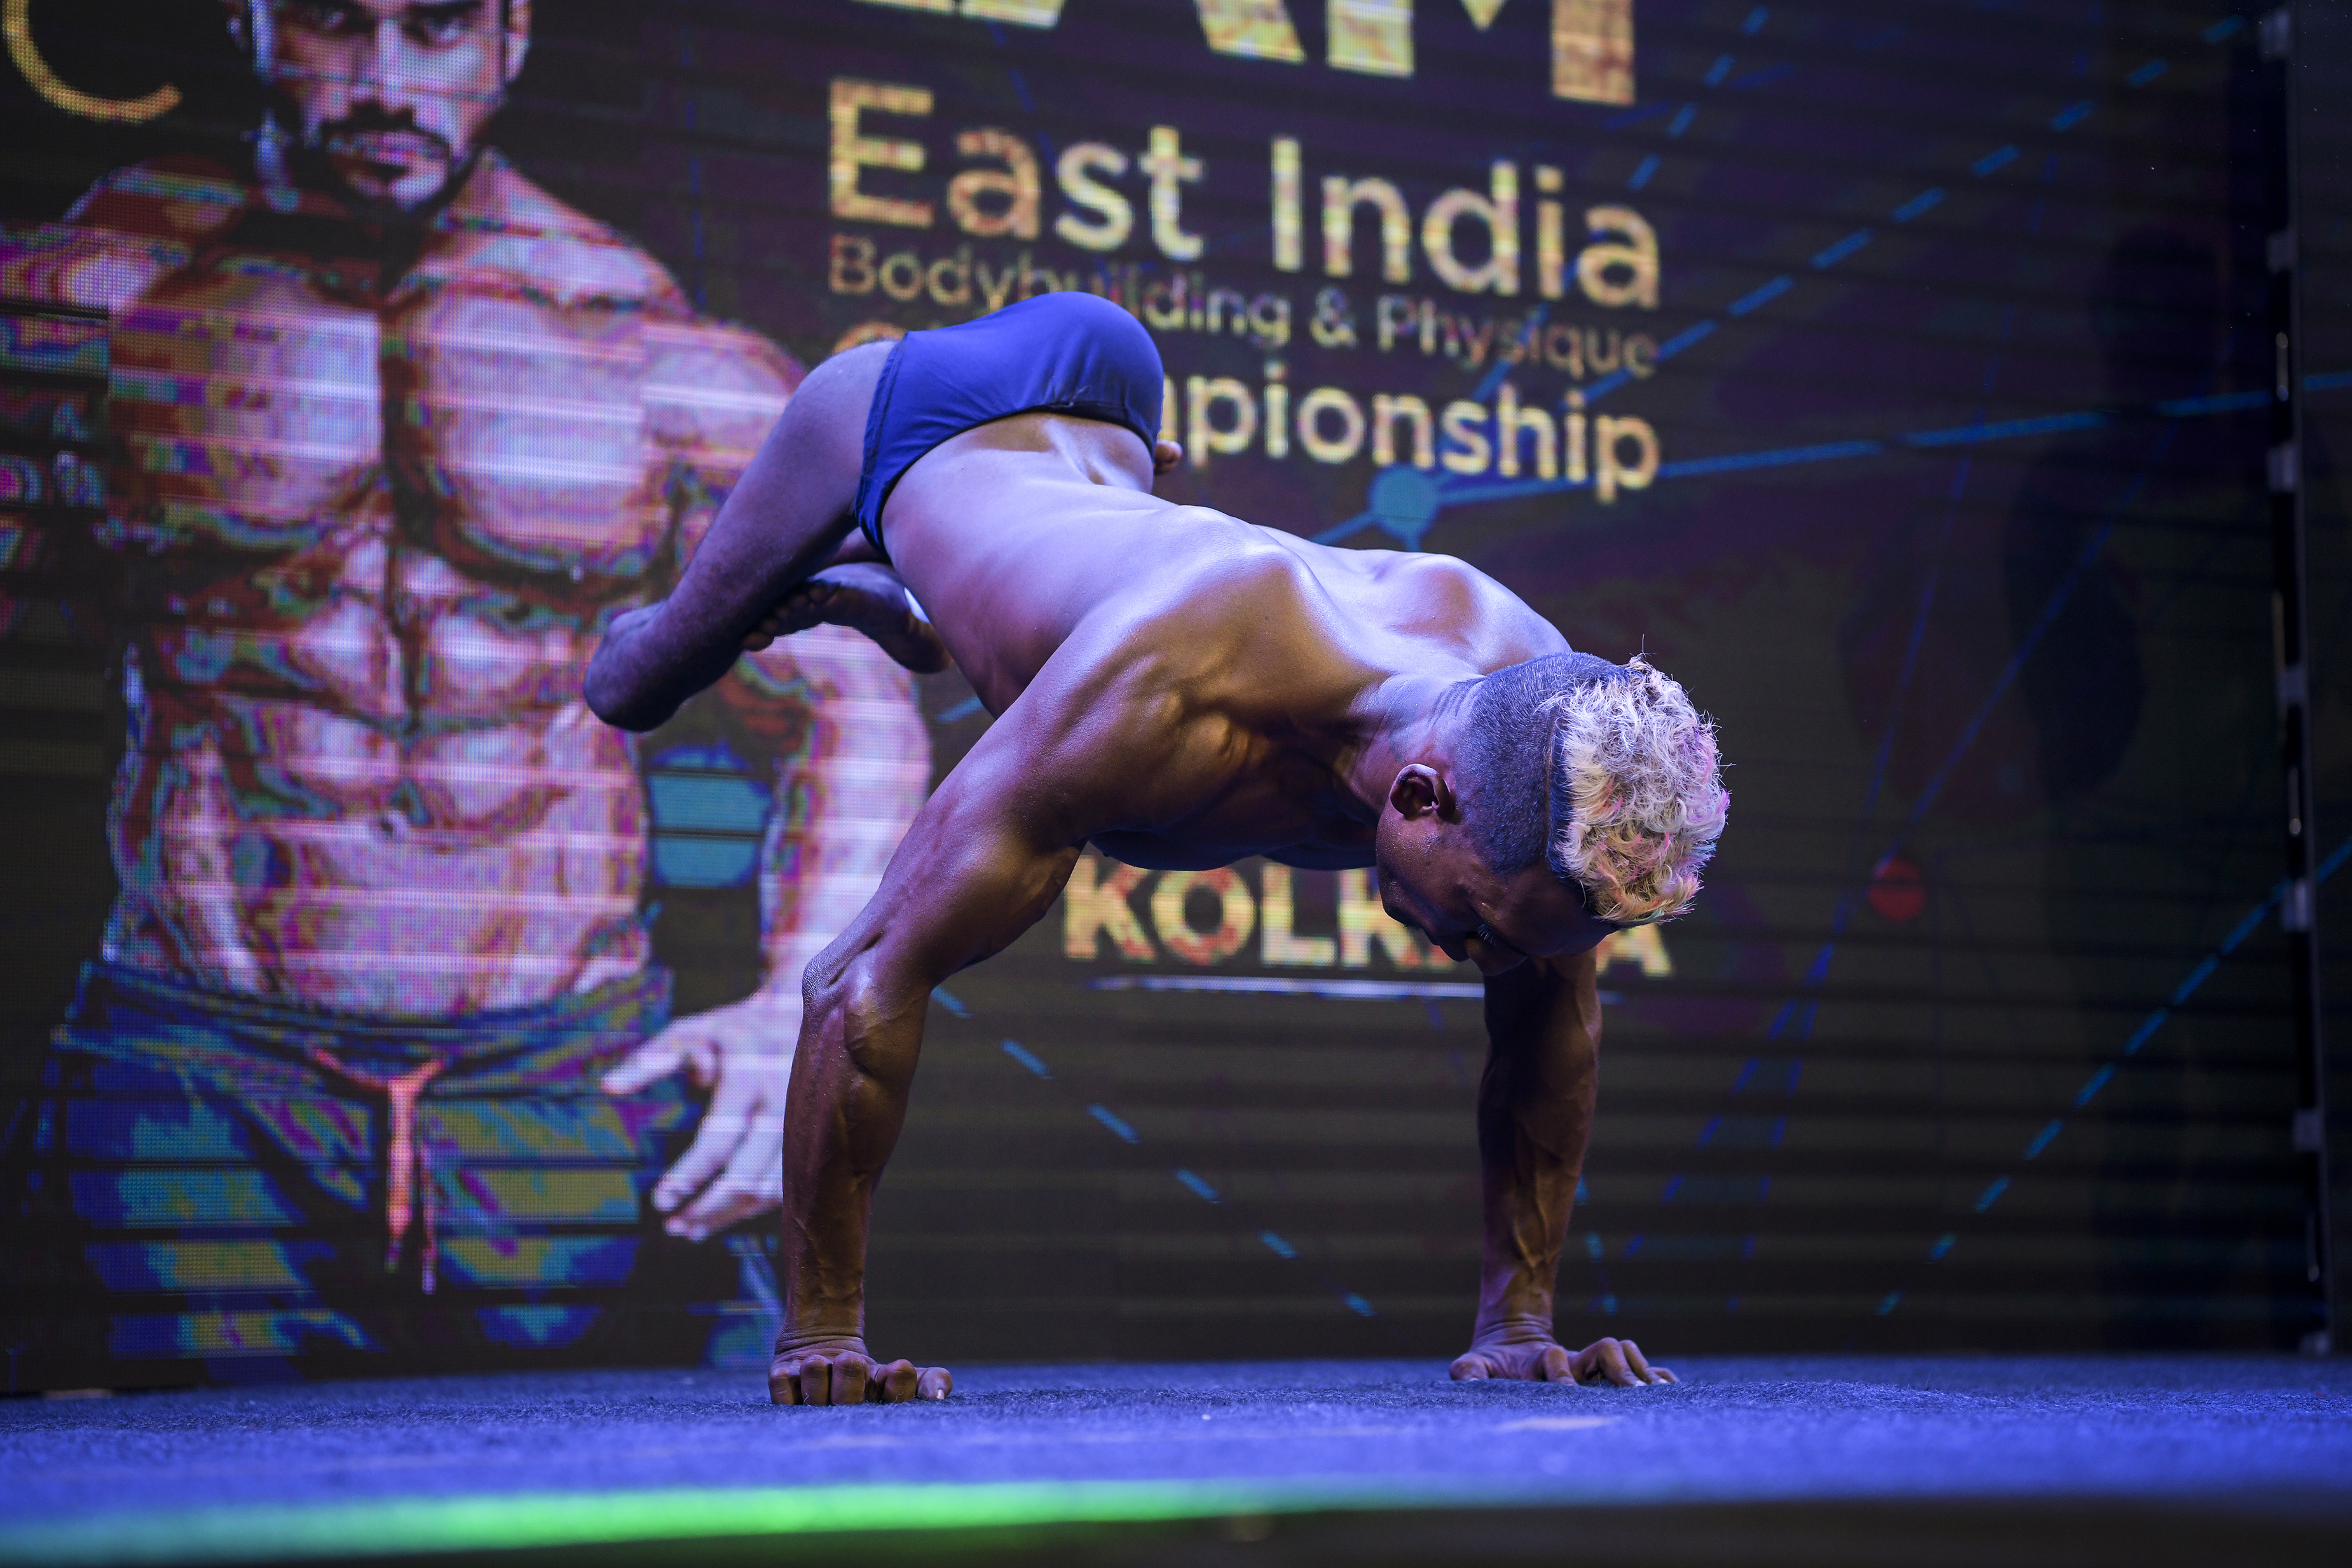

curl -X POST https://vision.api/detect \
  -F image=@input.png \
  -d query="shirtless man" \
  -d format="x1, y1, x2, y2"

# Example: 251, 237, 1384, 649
588, 292, 1728, 1402
1, 0, 926, 1368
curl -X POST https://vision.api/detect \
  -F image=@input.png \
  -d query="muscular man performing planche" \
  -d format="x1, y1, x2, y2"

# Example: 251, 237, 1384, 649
589, 294, 1729, 1405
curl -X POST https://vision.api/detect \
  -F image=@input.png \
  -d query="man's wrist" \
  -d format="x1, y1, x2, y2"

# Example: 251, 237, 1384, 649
773, 1326, 867, 1357
1469, 1311, 1557, 1347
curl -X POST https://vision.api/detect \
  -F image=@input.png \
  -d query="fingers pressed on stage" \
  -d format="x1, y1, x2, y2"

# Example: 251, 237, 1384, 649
833, 1353, 876, 1405
770, 1353, 953, 1405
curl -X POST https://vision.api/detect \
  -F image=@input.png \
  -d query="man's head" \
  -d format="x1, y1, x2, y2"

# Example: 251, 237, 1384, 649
228, 0, 531, 212
1374, 652, 1727, 974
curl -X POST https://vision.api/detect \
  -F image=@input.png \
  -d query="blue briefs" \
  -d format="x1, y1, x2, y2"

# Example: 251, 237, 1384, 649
851, 292, 1165, 557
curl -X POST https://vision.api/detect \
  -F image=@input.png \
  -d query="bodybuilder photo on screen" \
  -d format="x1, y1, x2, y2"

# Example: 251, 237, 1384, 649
0, 0, 931, 1379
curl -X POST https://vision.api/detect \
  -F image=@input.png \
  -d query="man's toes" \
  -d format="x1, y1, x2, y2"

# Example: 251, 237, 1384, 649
878, 1360, 920, 1401
798, 1360, 835, 1406
917, 1367, 952, 1400
1449, 1354, 1491, 1382
769, 1368, 802, 1405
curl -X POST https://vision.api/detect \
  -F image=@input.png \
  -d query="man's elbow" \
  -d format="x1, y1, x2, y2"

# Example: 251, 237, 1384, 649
810, 953, 922, 1092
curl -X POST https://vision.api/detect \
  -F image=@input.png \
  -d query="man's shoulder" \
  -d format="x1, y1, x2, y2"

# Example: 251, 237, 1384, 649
1319, 545, 1567, 672
65, 154, 250, 240
444, 156, 694, 313
0, 156, 240, 311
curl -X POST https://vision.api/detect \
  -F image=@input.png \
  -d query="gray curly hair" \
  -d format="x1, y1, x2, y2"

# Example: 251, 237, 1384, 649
1461, 651, 1728, 925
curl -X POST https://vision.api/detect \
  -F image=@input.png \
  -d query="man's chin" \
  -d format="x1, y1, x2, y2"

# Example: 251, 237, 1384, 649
325, 156, 456, 216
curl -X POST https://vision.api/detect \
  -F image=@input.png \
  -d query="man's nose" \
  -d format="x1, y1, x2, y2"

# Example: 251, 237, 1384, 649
351, 20, 417, 103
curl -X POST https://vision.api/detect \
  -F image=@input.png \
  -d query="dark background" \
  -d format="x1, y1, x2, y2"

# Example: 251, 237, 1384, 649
2, 0, 2346, 1363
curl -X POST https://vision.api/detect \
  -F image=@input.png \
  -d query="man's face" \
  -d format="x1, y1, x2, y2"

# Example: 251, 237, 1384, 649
1374, 815, 1617, 976
260, 0, 528, 211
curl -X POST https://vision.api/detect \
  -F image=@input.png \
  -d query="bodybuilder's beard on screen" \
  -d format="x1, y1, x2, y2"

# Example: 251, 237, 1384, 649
271, 102, 479, 221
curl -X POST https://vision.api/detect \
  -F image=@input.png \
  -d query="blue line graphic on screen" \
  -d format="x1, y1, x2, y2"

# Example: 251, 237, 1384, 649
1307, 10, 2254, 551
938, 987, 1404, 1332
1871, 830, 2352, 1318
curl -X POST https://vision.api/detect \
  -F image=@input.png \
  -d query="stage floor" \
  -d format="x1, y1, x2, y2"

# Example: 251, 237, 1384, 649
7, 1356, 2351, 1565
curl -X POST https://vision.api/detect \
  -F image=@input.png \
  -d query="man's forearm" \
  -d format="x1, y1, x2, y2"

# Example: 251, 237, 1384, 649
775, 950, 929, 1346
1473, 954, 1601, 1338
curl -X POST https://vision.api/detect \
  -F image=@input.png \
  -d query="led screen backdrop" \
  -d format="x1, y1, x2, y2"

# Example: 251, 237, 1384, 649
0, 0, 2341, 1387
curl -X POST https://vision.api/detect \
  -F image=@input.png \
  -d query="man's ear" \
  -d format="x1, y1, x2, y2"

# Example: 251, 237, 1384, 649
1152, 439, 1184, 474
1388, 764, 1455, 821
504, 0, 534, 85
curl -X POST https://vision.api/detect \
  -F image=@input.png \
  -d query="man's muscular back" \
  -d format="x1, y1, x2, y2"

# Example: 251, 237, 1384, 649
2, 154, 795, 1014
880, 414, 1569, 871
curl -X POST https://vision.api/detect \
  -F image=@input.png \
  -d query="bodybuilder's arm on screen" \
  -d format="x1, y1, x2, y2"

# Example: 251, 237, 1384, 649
1455, 951, 1676, 1387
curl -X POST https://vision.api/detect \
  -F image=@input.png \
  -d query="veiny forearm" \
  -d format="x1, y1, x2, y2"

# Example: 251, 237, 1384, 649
1474, 955, 1601, 1339
776, 953, 929, 1346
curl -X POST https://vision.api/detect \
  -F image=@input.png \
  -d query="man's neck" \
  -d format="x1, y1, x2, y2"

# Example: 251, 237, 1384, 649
1341, 672, 1473, 816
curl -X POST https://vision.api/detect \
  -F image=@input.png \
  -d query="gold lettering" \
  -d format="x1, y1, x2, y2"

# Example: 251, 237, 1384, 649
1423, 161, 1519, 296
878, 249, 926, 300
828, 233, 878, 294
1322, 175, 1412, 283
1578, 205, 1659, 308
1440, 400, 1491, 475
948, 128, 1040, 238
5, 0, 178, 123
1372, 393, 1434, 469
1054, 142, 1132, 251
1259, 864, 1337, 965
1596, 923, 1673, 978
1140, 126, 1206, 261
1535, 164, 1566, 299
1193, 0, 1308, 61
1553, 0, 1635, 106
1152, 869, 1257, 965
1296, 386, 1366, 463
1271, 137, 1304, 271
1328, 0, 1413, 78
1187, 376, 1259, 465
1337, 869, 1430, 969
830, 78, 934, 228
1495, 381, 1555, 479
961, 0, 1068, 22
1064, 852, 1155, 960
1594, 414, 1658, 503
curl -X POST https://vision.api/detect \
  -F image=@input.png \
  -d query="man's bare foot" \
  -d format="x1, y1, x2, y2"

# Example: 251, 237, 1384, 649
742, 563, 953, 674
770, 1340, 952, 1405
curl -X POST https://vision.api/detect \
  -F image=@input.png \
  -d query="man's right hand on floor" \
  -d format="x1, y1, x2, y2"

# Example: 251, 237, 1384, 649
770, 1338, 953, 1405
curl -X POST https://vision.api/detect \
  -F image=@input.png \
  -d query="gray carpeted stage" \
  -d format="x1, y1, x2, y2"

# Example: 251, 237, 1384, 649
6, 1356, 2352, 1565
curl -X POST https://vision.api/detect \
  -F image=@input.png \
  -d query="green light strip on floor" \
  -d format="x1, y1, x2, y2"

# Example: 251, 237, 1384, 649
1, 1480, 1405, 1567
